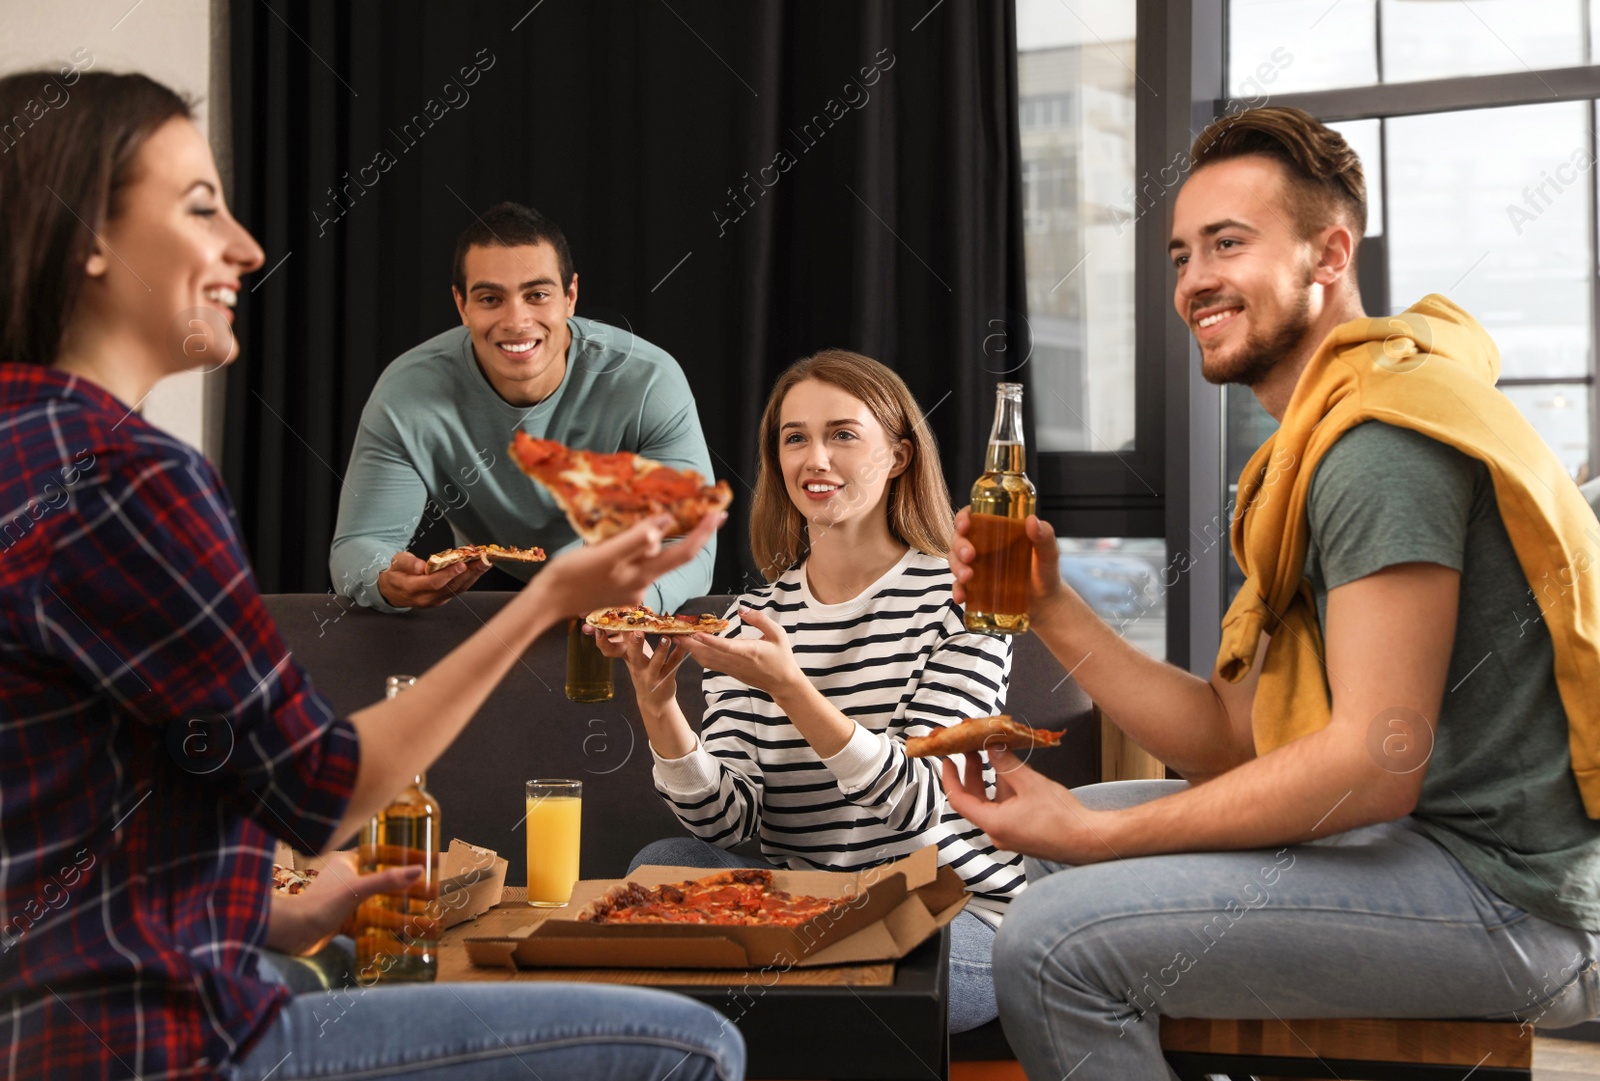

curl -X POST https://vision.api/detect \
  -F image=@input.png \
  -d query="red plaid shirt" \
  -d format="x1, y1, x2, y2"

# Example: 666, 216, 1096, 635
0, 364, 360, 1079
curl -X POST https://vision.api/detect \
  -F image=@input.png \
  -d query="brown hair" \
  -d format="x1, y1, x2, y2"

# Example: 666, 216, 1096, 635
0, 71, 192, 365
1190, 106, 1366, 248
750, 350, 953, 581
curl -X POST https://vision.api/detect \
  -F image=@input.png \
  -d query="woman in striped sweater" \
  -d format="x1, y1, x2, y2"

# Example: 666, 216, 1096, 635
593, 350, 1023, 1032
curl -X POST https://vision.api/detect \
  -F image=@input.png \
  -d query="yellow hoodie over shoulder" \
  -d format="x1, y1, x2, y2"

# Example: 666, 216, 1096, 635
1216, 294, 1600, 817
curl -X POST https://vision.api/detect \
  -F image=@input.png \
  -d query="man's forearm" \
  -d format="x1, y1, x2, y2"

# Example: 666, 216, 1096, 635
330, 539, 406, 613
1093, 562, 1458, 858
1093, 719, 1416, 860
1030, 590, 1250, 776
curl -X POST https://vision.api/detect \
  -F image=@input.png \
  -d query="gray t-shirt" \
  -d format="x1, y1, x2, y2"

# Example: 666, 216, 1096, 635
329, 317, 717, 613
1304, 421, 1600, 930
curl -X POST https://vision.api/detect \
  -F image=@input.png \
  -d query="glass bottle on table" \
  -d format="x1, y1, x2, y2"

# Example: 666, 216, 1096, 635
965, 383, 1037, 635
355, 674, 441, 983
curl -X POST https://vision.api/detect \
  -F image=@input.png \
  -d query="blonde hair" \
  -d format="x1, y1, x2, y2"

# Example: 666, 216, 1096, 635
749, 350, 953, 581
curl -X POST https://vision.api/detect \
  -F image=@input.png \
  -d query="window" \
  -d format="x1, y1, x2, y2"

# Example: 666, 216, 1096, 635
1016, 0, 1181, 654
1229, 0, 1376, 96
1388, 101, 1594, 479
1382, 0, 1585, 83
1228, 0, 1591, 96
1016, 0, 1138, 454
1059, 537, 1168, 659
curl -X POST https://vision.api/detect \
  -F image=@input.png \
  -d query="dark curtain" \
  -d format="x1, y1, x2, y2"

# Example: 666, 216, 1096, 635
226, 0, 1026, 594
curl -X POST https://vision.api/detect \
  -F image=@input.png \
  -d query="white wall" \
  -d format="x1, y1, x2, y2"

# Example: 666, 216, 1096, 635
0, 0, 219, 459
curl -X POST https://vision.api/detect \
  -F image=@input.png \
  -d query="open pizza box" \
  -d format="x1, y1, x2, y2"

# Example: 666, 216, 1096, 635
463, 844, 968, 971
276, 838, 508, 930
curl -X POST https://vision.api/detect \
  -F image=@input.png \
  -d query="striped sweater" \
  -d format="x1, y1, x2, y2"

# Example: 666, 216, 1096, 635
652, 549, 1026, 924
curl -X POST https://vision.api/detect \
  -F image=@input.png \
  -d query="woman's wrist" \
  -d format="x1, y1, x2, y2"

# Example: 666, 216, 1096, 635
637, 698, 696, 757
765, 666, 811, 707
635, 694, 673, 727
642, 719, 698, 760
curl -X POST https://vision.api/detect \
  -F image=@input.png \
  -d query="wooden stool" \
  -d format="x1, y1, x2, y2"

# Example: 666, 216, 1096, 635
1159, 1017, 1533, 1080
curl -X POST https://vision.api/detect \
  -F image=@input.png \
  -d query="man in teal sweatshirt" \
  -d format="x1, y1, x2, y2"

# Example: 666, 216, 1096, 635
330, 202, 717, 613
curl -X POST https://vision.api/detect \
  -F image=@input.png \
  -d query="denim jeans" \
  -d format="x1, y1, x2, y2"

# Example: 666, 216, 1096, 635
629, 836, 1000, 1033
224, 981, 744, 1080
993, 780, 1600, 1081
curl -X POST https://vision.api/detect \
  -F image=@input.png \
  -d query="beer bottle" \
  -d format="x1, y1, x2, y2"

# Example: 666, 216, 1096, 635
965, 383, 1037, 634
355, 675, 441, 983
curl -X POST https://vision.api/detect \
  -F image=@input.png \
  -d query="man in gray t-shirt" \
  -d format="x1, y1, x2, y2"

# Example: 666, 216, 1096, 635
1306, 421, 1600, 929
329, 202, 716, 614
941, 108, 1600, 1081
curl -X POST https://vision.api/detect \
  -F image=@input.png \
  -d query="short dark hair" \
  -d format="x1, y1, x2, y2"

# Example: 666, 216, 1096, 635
0, 71, 192, 366
1190, 106, 1367, 244
451, 201, 574, 297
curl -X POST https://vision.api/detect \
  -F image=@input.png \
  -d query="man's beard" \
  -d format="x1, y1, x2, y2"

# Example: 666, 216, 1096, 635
1200, 281, 1317, 388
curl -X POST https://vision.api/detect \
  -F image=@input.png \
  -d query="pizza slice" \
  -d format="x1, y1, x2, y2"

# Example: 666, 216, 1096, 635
424, 543, 547, 573
510, 432, 733, 544
586, 605, 731, 636
903, 714, 1064, 759
271, 864, 319, 895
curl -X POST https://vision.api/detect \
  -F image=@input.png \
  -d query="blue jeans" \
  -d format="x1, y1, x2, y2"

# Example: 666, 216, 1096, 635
993, 780, 1600, 1080
225, 981, 744, 1080
630, 836, 1000, 1033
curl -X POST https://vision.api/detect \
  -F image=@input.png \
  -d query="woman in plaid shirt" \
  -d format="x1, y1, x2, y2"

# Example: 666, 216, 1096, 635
0, 71, 740, 1081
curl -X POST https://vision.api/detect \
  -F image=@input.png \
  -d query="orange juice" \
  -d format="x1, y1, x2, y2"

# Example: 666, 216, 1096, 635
525, 791, 582, 907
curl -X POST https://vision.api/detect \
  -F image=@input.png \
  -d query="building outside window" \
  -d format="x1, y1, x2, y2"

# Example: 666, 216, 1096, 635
1016, 0, 1166, 660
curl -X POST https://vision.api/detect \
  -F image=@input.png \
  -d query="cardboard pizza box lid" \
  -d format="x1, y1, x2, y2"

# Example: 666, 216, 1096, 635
463, 844, 970, 971
437, 839, 510, 929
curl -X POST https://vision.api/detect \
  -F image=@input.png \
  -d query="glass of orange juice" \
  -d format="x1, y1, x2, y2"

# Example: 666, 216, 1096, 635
525, 779, 582, 907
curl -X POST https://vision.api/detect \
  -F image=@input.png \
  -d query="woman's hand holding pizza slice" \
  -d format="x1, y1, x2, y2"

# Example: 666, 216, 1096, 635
677, 606, 804, 698
591, 621, 694, 713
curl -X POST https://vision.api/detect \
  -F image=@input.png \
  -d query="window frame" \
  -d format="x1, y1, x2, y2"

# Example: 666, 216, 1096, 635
1017, 0, 1228, 669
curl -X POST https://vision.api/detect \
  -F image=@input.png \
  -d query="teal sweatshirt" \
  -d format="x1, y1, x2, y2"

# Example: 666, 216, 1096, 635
330, 317, 717, 613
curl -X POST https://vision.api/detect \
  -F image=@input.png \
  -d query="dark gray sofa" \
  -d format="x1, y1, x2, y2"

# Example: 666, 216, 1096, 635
264, 591, 1100, 1064
264, 592, 1100, 889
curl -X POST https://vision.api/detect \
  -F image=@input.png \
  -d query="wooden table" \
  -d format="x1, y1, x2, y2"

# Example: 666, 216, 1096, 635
442, 888, 952, 1080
